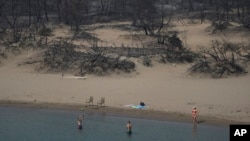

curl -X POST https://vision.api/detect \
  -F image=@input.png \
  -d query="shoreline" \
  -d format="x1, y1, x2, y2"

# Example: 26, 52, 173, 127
1, 21, 250, 127
0, 100, 246, 126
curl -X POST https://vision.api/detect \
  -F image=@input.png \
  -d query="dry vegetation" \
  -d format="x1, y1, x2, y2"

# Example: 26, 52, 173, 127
1, 0, 250, 78
189, 40, 250, 78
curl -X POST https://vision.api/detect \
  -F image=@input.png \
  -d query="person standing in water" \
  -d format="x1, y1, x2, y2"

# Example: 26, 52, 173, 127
192, 107, 198, 124
77, 114, 83, 130
126, 120, 132, 134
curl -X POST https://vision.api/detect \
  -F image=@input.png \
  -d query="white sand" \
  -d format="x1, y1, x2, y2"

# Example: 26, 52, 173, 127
0, 21, 250, 123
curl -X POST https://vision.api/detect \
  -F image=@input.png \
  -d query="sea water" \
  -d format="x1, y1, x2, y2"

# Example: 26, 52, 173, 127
0, 106, 229, 141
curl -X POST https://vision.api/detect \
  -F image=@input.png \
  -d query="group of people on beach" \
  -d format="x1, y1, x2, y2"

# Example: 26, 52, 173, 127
76, 107, 198, 134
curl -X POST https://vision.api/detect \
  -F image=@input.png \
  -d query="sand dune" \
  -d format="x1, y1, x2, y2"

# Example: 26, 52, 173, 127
0, 21, 250, 123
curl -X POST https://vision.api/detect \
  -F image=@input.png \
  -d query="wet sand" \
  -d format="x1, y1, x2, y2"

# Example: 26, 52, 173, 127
0, 100, 241, 126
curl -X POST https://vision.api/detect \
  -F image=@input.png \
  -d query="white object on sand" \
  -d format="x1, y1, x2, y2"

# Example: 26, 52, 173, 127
63, 76, 88, 80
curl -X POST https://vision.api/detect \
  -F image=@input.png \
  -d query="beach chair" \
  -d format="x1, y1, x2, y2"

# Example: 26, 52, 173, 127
85, 96, 93, 106
97, 97, 105, 107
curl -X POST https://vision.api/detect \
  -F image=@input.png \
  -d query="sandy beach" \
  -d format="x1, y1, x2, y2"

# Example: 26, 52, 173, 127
1, 21, 250, 125
0, 55, 249, 125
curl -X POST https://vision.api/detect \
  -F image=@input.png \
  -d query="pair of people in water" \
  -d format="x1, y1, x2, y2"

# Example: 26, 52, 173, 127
127, 107, 197, 134
77, 115, 132, 134
77, 114, 133, 134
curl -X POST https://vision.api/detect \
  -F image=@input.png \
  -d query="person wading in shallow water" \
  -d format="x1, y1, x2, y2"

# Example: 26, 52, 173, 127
77, 114, 83, 130
126, 120, 132, 134
192, 107, 198, 124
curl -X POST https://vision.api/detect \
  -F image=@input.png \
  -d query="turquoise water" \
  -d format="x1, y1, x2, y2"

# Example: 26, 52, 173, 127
0, 106, 229, 141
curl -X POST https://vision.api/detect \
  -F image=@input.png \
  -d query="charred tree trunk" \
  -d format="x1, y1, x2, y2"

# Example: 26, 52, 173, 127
43, 0, 49, 22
